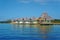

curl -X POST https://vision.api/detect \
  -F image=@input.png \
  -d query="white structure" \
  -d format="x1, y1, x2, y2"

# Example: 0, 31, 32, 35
38, 12, 53, 23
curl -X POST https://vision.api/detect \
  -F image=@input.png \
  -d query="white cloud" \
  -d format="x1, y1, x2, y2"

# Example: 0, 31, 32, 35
17, 0, 45, 3
17, 0, 31, 3
20, 1, 30, 3
33, 0, 48, 5
17, 0, 60, 4
17, 0, 48, 5
52, 0, 60, 2
34, 0, 47, 2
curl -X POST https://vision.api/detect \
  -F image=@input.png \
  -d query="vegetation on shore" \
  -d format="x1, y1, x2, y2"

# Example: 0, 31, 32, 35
51, 19, 60, 23
0, 20, 12, 23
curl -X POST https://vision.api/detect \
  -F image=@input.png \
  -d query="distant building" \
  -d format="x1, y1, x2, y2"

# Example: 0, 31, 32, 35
37, 12, 53, 23
12, 12, 53, 24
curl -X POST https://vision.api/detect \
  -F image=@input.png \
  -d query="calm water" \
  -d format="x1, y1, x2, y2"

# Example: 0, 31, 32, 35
0, 24, 60, 40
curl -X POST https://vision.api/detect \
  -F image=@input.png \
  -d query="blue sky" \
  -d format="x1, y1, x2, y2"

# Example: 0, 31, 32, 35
0, 0, 60, 20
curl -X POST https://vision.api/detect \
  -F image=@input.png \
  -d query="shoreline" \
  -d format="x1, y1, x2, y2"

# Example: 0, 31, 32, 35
0, 22, 60, 25
11, 22, 60, 25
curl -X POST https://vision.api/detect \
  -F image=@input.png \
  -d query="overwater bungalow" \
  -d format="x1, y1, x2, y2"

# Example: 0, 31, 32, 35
12, 17, 38, 24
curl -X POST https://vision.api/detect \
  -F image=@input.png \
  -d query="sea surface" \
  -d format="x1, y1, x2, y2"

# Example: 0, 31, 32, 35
0, 24, 60, 40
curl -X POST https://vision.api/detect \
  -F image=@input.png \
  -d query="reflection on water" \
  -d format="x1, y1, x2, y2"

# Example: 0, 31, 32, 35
39, 25, 52, 40
12, 24, 53, 39
0, 24, 60, 40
